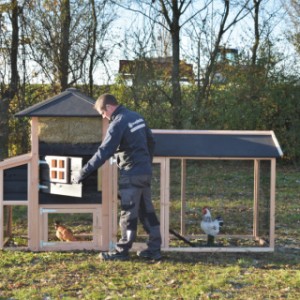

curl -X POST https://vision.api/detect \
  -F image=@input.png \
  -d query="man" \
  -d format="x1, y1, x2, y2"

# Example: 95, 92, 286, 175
73, 93, 162, 261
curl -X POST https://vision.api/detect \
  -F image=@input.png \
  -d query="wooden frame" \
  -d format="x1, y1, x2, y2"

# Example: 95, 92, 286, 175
39, 204, 101, 251
155, 156, 276, 252
0, 153, 31, 249
28, 117, 40, 251
0, 125, 281, 253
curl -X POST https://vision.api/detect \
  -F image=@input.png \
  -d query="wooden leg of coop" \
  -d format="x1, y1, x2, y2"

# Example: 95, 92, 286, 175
0, 169, 3, 248
159, 157, 170, 249
6, 206, 13, 238
28, 117, 40, 251
270, 159, 276, 249
180, 159, 186, 236
253, 160, 260, 239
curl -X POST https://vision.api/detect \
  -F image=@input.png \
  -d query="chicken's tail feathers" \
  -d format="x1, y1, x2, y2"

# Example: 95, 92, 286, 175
216, 216, 224, 228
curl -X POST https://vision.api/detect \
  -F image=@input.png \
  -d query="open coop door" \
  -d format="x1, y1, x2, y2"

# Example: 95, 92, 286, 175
40, 156, 83, 197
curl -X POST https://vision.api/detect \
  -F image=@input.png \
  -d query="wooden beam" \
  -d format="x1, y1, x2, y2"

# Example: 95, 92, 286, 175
152, 129, 275, 135
111, 160, 118, 248
180, 159, 186, 235
100, 118, 110, 250
162, 247, 274, 253
160, 158, 170, 248
0, 153, 31, 170
253, 159, 260, 238
270, 159, 276, 248
0, 169, 4, 249
0, 201, 28, 206
28, 117, 39, 251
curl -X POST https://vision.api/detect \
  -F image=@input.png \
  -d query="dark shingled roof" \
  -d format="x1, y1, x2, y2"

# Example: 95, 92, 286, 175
15, 88, 100, 117
152, 130, 283, 158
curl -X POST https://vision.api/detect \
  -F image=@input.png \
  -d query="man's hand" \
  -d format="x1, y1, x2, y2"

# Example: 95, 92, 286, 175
72, 172, 82, 184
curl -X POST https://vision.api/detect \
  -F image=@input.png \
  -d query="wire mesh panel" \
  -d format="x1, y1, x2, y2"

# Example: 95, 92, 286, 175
167, 159, 272, 248
3, 206, 28, 248
47, 213, 93, 242
257, 160, 271, 240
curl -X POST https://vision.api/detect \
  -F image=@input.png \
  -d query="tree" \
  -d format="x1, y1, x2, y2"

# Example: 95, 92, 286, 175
0, 0, 20, 160
24, 0, 115, 92
199, 1, 252, 105
111, 0, 210, 128
284, 0, 300, 55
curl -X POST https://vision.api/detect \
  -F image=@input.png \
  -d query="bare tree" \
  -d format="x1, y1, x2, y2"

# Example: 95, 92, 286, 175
111, 0, 210, 128
284, 0, 300, 55
199, 1, 252, 104
24, 0, 115, 92
0, 0, 19, 160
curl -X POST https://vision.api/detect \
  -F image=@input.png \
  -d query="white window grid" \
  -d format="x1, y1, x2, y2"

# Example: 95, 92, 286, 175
46, 156, 69, 184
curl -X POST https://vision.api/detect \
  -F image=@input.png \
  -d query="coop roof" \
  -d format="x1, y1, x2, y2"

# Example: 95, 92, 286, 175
152, 130, 283, 158
15, 88, 99, 117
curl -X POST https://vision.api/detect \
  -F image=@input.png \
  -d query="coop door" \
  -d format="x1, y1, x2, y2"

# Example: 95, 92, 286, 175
40, 156, 83, 197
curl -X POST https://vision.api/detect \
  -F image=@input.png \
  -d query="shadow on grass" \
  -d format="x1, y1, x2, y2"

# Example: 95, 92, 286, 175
153, 246, 300, 269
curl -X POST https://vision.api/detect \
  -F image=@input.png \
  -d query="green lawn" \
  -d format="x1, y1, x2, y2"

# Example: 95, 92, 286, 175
0, 163, 299, 299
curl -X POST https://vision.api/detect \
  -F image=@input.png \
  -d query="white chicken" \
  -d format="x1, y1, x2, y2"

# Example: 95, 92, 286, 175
200, 207, 223, 246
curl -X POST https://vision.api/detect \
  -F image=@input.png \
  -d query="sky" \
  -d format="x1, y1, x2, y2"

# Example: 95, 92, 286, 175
92, 0, 292, 85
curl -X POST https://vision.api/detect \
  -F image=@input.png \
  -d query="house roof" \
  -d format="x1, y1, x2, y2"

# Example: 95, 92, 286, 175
15, 88, 100, 117
152, 130, 283, 158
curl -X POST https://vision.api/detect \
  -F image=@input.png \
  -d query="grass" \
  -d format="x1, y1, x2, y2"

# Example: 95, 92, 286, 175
1, 163, 300, 299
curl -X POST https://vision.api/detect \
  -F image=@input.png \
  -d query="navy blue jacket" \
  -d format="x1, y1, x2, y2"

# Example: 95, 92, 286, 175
79, 105, 155, 181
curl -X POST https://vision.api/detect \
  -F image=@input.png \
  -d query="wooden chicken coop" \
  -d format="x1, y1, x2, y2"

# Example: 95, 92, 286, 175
0, 88, 283, 253
0, 88, 114, 251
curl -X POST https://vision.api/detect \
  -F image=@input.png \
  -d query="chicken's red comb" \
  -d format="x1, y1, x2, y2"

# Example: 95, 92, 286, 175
202, 207, 208, 214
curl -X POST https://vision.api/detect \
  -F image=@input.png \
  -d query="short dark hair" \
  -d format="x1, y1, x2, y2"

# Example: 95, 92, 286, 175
94, 93, 118, 111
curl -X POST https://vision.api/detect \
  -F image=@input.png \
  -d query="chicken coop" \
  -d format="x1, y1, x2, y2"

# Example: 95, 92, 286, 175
0, 88, 112, 251
0, 88, 283, 253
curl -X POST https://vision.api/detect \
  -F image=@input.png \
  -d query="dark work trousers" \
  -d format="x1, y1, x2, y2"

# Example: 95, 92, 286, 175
116, 174, 161, 253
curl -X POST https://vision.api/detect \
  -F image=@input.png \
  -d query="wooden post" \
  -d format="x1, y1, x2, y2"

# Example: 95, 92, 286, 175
111, 160, 118, 247
96, 118, 119, 251
0, 169, 3, 249
101, 118, 108, 250
180, 159, 186, 235
28, 117, 40, 251
159, 157, 170, 249
269, 158, 276, 249
253, 159, 260, 238
6, 206, 13, 238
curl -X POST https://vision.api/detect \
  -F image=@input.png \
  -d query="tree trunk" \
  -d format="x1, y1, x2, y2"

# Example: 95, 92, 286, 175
171, 20, 182, 128
159, 0, 182, 128
251, 0, 261, 66
200, 0, 230, 105
89, 0, 97, 97
60, 0, 71, 91
0, 0, 19, 160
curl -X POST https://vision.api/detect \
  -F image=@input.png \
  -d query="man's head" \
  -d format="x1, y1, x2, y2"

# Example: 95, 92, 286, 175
94, 93, 119, 120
